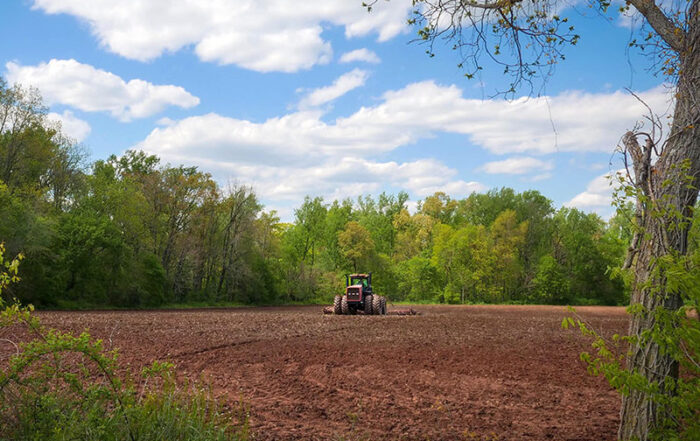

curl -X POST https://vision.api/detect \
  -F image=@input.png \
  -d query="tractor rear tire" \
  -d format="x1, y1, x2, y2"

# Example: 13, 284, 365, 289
364, 295, 373, 314
372, 295, 382, 315
380, 296, 387, 315
333, 295, 342, 315
341, 295, 350, 315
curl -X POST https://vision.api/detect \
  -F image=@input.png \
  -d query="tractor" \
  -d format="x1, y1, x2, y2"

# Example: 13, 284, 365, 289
333, 273, 386, 315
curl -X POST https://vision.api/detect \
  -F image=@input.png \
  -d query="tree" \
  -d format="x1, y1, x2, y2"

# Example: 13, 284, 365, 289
355, 192, 407, 255
432, 223, 491, 302
490, 209, 528, 301
420, 192, 458, 225
215, 185, 261, 301
294, 196, 327, 267
0, 80, 47, 188
393, 209, 437, 260
395, 255, 439, 302
370, 0, 699, 437
531, 254, 569, 303
323, 199, 353, 269
553, 208, 625, 305
338, 221, 376, 272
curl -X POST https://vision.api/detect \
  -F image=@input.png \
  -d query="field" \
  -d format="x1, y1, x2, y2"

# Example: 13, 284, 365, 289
2, 305, 628, 440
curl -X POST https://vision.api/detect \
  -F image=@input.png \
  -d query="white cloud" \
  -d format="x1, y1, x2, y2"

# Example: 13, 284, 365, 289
138, 108, 486, 203
298, 69, 369, 109
414, 180, 486, 197
566, 170, 626, 209
142, 82, 669, 167
617, 9, 640, 29
340, 81, 671, 155
31, 0, 412, 73
137, 80, 668, 210
405, 200, 419, 214
47, 110, 91, 142
525, 172, 552, 182
569, 191, 612, 208
151, 151, 482, 204
5, 59, 200, 121
480, 156, 553, 174
339, 48, 381, 64
156, 117, 177, 127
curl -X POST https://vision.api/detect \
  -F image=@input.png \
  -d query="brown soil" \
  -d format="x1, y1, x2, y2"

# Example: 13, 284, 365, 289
0, 304, 628, 440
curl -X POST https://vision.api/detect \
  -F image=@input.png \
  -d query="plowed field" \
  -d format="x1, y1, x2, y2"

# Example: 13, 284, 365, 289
1, 305, 628, 440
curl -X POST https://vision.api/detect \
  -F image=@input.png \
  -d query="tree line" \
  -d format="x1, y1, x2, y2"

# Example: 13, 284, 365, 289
0, 77, 640, 308
0, 77, 664, 308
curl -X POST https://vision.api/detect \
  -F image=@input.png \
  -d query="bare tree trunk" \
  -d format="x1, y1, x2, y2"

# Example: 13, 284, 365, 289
619, 2, 699, 437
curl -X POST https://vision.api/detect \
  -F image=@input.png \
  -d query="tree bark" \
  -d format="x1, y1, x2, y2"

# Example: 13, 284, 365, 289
619, 1, 699, 438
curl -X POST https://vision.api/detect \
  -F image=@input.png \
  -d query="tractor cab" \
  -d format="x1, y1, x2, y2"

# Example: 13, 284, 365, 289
345, 273, 372, 304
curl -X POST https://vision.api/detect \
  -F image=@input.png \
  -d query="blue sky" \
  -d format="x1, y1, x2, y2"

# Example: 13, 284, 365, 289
1, 0, 671, 220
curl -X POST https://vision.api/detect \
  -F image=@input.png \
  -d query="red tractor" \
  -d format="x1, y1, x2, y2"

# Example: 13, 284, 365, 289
333, 273, 386, 315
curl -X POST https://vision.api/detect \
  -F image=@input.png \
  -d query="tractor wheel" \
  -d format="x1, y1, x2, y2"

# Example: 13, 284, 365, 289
333, 295, 342, 315
364, 295, 373, 314
380, 296, 387, 315
372, 295, 382, 315
341, 295, 350, 315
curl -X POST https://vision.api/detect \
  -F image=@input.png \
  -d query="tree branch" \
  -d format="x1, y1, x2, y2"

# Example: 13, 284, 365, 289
628, 0, 685, 52
459, 0, 522, 10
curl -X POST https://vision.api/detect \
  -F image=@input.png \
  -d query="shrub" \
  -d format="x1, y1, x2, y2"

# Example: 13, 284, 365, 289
0, 244, 248, 441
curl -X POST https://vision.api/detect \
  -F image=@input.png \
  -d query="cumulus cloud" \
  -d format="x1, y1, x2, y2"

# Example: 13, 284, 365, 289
414, 180, 486, 198
142, 81, 669, 166
341, 81, 671, 155
339, 48, 381, 64
138, 109, 487, 203
47, 110, 91, 142
156, 117, 177, 127
298, 69, 369, 109
152, 151, 482, 203
5, 59, 200, 121
137, 80, 668, 207
480, 156, 553, 175
526, 173, 553, 182
566, 170, 626, 209
31, 0, 411, 73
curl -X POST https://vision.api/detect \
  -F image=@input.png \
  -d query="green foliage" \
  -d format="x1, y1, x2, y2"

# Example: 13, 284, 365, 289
432, 223, 490, 303
565, 286, 699, 440
338, 221, 376, 272
551, 208, 626, 305
0, 75, 629, 308
395, 256, 439, 302
0, 257, 246, 441
0, 242, 23, 296
564, 168, 700, 440
531, 254, 569, 303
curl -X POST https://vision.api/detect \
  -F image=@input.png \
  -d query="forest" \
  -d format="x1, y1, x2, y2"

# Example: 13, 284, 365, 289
0, 76, 685, 311
0, 78, 652, 309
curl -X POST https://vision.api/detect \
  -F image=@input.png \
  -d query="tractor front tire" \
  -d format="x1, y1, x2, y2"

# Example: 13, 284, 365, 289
364, 295, 373, 314
333, 295, 342, 315
380, 296, 387, 315
372, 295, 382, 315
341, 295, 350, 315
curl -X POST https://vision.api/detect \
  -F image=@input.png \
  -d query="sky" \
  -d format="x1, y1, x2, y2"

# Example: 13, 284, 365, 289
0, 0, 673, 221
